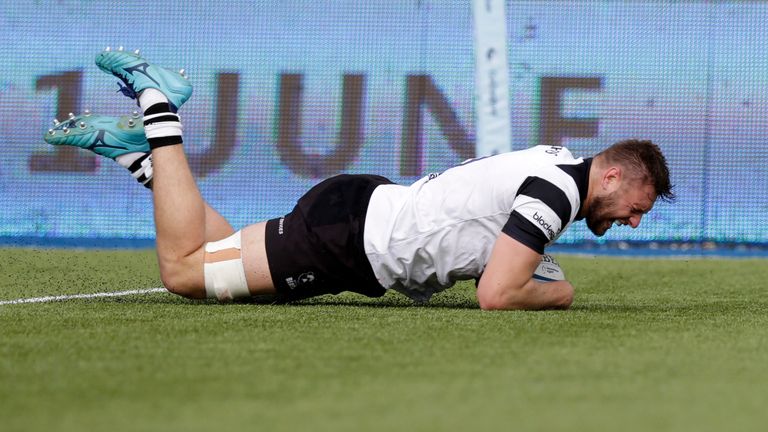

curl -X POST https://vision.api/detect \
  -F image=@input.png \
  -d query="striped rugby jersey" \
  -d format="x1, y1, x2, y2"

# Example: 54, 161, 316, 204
363, 145, 591, 303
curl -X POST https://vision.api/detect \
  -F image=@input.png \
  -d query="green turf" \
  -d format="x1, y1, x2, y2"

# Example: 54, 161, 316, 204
1, 248, 767, 431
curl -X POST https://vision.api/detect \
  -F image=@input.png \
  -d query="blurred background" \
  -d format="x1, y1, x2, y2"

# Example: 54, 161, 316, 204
1, 0, 766, 253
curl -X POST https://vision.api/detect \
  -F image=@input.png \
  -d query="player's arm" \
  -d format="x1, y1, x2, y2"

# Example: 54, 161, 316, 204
476, 233, 574, 311
478, 169, 579, 310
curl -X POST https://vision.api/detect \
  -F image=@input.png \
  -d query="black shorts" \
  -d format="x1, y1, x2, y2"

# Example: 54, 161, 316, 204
264, 174, 393, 302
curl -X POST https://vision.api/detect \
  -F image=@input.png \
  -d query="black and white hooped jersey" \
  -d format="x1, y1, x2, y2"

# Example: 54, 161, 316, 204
362, 145, 591, 303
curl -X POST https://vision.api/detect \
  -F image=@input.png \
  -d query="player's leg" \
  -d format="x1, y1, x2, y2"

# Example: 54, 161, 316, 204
148, 144, 206, 297
240, 222, 275, 294
94, 47, 276, 300
204, 204, 236, 243
45, 112, 235, 243
44, 100, 270, 300
150, 141, 275, 298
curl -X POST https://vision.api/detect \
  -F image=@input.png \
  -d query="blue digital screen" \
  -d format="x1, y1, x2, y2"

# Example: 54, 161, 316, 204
1, 1, 766, 245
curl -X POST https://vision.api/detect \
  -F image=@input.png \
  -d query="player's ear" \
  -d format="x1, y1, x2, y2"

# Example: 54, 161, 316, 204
602, 166, 622, 192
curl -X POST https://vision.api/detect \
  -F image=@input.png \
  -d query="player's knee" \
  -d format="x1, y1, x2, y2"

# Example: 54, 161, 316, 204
202, 230, 251, 301
158, 257, 205, 299
160, 273, 187, 297
157, 231, 252, 301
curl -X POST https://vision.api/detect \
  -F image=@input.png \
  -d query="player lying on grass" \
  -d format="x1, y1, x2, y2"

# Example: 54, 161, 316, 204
44, 48, 674, 310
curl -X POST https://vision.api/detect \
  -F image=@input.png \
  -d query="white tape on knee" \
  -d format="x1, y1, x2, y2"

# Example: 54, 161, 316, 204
203, 230, 250, 301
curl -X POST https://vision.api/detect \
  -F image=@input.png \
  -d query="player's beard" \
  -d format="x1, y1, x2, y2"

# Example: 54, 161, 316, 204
585, 192, 618, 236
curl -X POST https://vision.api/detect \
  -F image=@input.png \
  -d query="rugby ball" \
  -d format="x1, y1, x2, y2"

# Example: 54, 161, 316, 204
532, 254, 565, 282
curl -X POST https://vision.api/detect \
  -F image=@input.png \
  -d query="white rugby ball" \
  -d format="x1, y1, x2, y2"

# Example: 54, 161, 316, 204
532, 254, 565, 282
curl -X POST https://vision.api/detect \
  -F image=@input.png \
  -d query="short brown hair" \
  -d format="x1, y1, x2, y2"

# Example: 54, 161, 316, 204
597, 139, 675, 202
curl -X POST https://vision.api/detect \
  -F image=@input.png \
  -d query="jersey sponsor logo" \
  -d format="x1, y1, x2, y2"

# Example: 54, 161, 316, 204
533, 211, 556, 238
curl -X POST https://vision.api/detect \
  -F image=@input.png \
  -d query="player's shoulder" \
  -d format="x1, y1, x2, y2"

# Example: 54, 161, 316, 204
528, 145, 578, 161
521, 147, 586, 200
522, 146, 583, 175
451, 146, 582, 180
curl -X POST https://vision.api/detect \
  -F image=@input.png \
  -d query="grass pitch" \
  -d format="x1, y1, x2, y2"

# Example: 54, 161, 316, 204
1, 248, 767, 432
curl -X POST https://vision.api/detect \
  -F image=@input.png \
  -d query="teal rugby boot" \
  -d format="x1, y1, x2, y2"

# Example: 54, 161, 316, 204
44, 111, 149, 160
95, 47, 192, 112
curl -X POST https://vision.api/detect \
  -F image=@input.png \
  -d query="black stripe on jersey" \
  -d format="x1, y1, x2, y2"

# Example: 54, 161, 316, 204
516, 176, 572, 229
502, 211, 549, 254
556, 158, 592, 220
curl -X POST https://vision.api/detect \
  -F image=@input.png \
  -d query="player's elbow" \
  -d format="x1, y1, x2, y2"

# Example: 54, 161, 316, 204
476, 285, 529, 311
476, 292, 499, 310
478, 296, 526, 311
477, 280, 574, 311
540, 280, 575, 310
557, 286, 574, 309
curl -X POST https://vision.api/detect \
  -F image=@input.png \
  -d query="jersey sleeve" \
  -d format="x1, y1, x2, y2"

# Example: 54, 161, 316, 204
502, 175, 575, 254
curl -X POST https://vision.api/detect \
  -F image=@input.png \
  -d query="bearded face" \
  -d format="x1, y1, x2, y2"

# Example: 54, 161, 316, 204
585, 181, 657, 237
585, 191, 619, 236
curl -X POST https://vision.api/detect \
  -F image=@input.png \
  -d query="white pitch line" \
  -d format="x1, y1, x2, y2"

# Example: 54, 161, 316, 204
0, 288, 167, 305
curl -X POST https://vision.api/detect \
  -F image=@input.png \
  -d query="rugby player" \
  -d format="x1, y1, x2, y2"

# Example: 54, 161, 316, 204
45, 49, 674, 310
